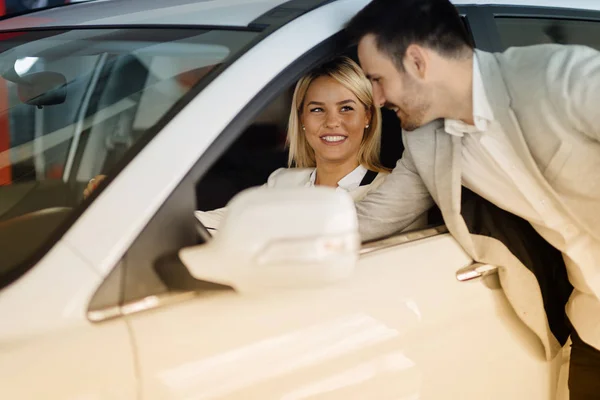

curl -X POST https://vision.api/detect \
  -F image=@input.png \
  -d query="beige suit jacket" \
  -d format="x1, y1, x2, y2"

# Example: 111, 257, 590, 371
356, 44, 600, 360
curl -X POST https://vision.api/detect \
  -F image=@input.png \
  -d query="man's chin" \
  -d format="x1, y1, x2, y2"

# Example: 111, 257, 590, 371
400, 121, 422, 132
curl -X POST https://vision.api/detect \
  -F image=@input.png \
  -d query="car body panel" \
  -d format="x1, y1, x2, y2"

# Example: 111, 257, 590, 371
1, 0, 600, 33
0, 318, 136, 399
60, 0, 365, 279
0, 243, 137, 399
0, 0, 291, 30
0, 241, 100, 339
129, 234, 559, 399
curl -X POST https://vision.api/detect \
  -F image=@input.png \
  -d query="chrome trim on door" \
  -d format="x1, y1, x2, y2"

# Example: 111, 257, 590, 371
89, 226, 450, 322
121, 291, 199, 316
360, 225, 449, 255
88, 305, 122, 323
88, 291, 200, 323
456, 263, 499, 282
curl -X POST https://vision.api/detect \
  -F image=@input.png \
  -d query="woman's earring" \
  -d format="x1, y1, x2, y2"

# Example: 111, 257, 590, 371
365, 124, 370, 129
302, 125, 306, 131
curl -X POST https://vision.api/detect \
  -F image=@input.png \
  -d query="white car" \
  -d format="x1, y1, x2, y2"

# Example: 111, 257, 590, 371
0, 0, 599, 398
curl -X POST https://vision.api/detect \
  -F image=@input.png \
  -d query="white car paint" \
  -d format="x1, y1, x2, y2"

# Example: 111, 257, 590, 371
63, 0, 368, 278
132, 234, 559, 399
0, 242, 137, 398
457, 0, 600, 9
180, 188, 360, 292
0, 0, 592, 398
0, 0, 291, 29
3, 0, 600, 31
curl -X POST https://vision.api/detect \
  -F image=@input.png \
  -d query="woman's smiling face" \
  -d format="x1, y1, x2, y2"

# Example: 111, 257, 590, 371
301, 76, 370, 166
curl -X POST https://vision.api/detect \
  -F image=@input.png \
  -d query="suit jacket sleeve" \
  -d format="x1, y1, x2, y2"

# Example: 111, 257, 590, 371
355, 142, 434, 241
548, 45, 600, 142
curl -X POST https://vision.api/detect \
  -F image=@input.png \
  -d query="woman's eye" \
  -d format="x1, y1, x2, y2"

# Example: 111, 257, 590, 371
309, 107, 323, 112
341, 106, 354, 112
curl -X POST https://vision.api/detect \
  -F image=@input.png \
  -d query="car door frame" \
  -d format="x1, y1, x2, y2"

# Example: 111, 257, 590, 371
82, 0, 378, 319
469, 4, 600, 52
85, 2, 496, 321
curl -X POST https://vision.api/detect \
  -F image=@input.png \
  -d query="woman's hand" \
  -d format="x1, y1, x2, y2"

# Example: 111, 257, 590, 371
83, 175, 107, 199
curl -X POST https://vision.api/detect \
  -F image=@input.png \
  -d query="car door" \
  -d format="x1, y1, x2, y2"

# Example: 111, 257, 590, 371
117, 5, 560, 400
125, 223, 563, 400
0, 21, 262, 399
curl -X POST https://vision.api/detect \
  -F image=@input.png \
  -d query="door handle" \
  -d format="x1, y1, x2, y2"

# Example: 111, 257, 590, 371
456, 263, 498, 282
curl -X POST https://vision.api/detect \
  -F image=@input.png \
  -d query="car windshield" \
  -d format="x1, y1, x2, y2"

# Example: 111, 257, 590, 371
0, 27, 258, 288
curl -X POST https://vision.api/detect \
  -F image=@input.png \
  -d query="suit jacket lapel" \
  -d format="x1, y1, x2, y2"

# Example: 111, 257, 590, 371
475, 50, 542, 175
433, 127, 478, 257
475, 49, 593, 242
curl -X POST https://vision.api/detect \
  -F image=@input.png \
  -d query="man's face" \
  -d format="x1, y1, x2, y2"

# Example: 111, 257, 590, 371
357, 34, 432, 131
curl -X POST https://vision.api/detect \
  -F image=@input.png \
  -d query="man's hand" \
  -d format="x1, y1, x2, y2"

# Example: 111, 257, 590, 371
83, 175, 107, 199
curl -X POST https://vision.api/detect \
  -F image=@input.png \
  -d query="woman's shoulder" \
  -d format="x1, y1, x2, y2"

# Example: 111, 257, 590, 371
267, 167, 315, 188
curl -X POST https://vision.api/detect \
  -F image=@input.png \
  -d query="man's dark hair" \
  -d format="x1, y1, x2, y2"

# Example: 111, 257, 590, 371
346, 0, 473, 71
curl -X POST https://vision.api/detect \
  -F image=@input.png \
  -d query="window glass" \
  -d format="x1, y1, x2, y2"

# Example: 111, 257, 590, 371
195, 88, 292, 211
0, 27, 257, 289
496, 17, 600, 50
120, 89, 293, 304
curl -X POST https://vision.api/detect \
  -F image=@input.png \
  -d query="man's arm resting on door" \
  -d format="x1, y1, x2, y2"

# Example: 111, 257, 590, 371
356, 148, 434, 242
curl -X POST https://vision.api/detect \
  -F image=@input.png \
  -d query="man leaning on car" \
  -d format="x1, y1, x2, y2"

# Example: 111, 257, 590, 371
347, 0, 600, 398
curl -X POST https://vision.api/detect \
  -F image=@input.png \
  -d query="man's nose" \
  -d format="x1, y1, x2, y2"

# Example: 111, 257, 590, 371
372, 85, 385, 108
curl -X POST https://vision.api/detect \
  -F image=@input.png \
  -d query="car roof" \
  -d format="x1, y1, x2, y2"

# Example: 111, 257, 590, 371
455, 0, 600, 10
0, 0, 599, 32
0, 0, 293, 30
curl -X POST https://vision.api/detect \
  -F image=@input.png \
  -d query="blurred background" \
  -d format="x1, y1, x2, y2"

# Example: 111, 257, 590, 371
1, 1, 86, 16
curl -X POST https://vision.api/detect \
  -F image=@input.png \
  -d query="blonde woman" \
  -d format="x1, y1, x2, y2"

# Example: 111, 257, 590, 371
271, 56, 388, 192
196, 56, 390, 230
86, 57, 394, 230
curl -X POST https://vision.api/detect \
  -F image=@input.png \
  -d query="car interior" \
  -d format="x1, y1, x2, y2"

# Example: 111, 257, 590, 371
194, 48, 407, 212
0, 35, 441, 300
0, 30, 233, 285
192, 47, 443, 225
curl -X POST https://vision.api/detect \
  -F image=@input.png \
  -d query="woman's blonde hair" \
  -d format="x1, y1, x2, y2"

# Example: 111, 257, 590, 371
287, 56, 388, 172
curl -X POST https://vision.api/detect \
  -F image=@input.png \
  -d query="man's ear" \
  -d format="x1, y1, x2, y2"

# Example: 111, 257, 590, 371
403, 44, 429, 80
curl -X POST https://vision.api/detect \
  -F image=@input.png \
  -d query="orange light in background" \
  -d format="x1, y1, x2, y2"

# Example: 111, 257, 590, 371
0, 1, 9, 184
0, 77, 10, 186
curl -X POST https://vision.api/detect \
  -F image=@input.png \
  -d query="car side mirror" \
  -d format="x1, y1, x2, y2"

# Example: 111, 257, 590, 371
179, 187, 360, 294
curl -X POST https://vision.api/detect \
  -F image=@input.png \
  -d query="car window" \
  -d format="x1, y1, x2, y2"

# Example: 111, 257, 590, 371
195, 88, 292, 211
495, 17, 600, 50
116, 87, 293, 305
0, 27, 258, 289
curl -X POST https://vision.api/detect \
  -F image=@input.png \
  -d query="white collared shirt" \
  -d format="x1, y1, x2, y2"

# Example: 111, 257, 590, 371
445, 56, 600, 347
307, 165, 368, 193
195, 165, 385, 233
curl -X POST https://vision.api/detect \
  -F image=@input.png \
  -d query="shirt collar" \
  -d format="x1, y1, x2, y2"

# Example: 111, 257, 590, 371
308, 165, 368, 191
444, 55, 495, 137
